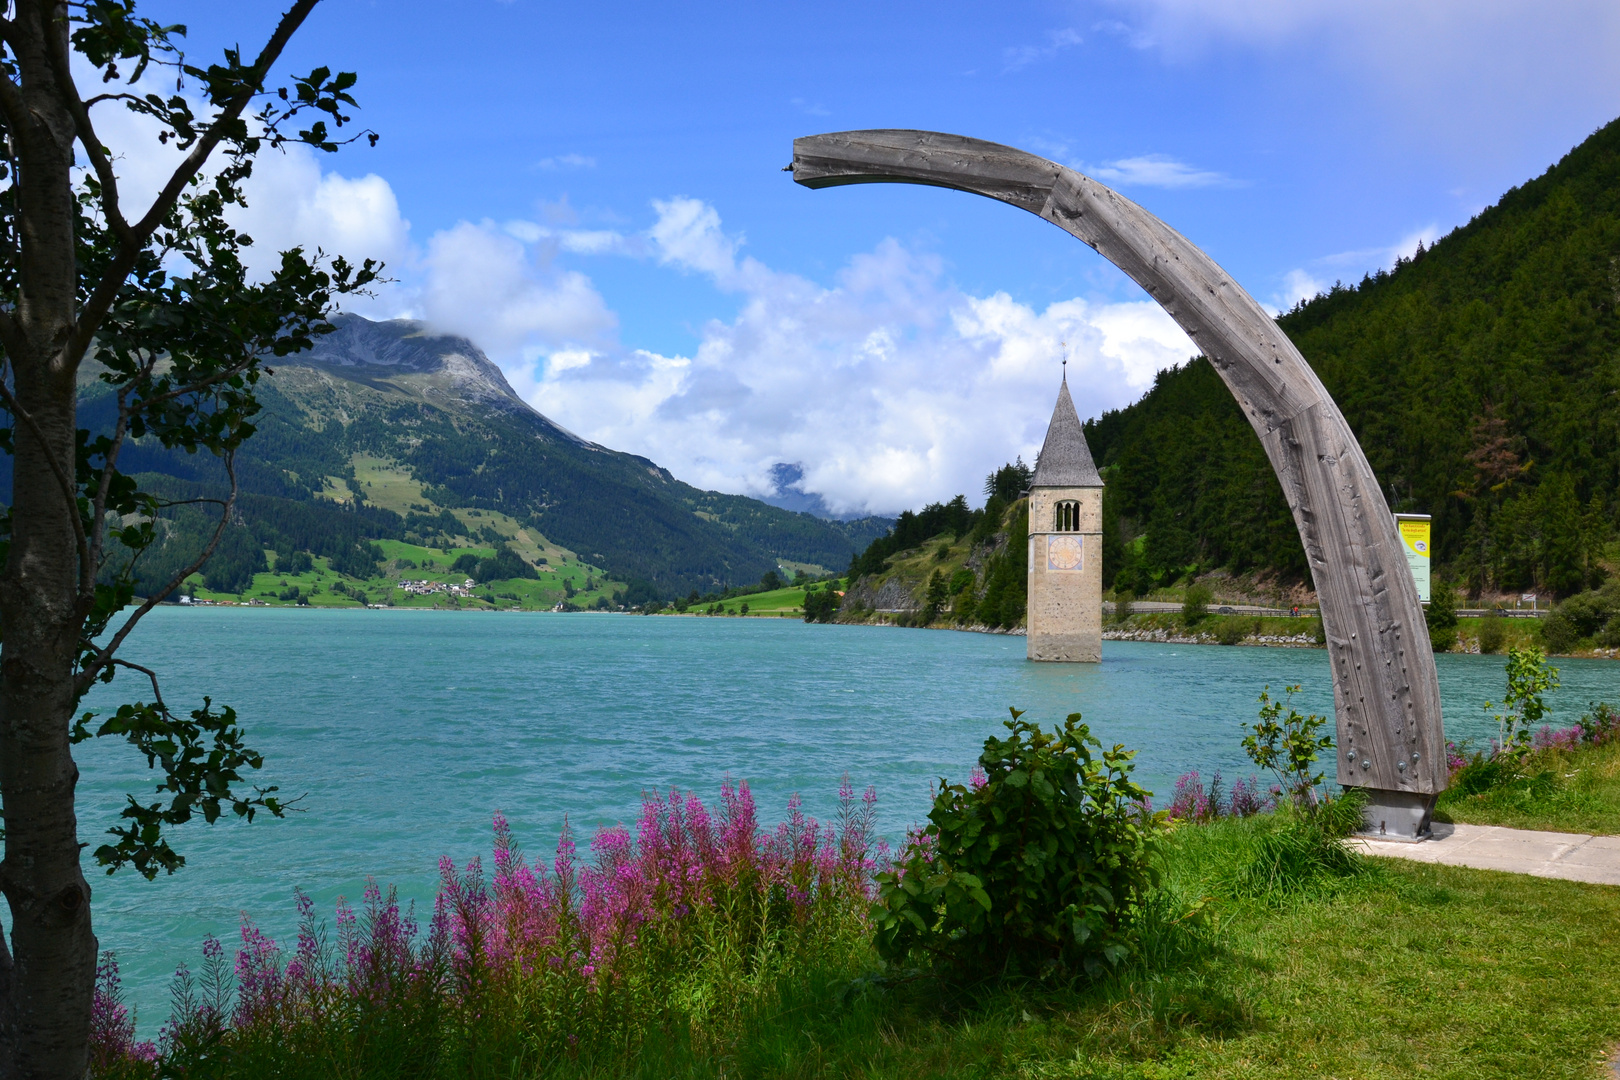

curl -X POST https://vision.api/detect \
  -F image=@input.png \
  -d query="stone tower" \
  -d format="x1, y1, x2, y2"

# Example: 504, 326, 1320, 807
1026, 374, 1104, 662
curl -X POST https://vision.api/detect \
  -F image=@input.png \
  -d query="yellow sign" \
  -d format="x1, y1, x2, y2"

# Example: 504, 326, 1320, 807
1395, 514, 1431, 604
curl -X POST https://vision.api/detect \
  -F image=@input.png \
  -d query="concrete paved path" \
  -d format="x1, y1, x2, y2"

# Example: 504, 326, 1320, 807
1353, 823, 1620, 885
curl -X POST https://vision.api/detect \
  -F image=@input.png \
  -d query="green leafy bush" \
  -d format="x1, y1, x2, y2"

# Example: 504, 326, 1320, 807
1542, 581, 1620, 653
1477, 609, 1507, 654
1244, 685, 1333, 809
872, 710, 1161, 977
1426, 580, 1459, 651
1484, 646, 1560, 757
1181, 583, 1212, 625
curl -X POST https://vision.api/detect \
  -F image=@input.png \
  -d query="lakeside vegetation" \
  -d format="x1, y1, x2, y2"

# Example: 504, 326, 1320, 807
90, 685, 1620, 1079
99, 825, 1620, 1079
1438, 695, 1620, 836
826, 475, 1620, 658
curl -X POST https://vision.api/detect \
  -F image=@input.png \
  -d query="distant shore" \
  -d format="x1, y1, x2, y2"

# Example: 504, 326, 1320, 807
143, 601, 1620, 659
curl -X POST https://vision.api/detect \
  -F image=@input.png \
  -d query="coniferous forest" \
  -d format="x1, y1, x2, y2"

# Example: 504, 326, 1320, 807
1088, 116, 1620, 601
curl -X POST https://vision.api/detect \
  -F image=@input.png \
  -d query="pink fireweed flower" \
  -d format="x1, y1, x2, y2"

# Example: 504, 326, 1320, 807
173, 776, 884, 1049
90, 952, 158, 1068
1167, 771, 1213, 822
1226, 775, 1270, 817
1532, 725, 1581, 751
233, 918, 285, 1028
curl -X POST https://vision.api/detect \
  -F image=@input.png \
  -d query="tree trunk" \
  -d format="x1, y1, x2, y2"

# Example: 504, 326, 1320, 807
0, 3, 100, 1077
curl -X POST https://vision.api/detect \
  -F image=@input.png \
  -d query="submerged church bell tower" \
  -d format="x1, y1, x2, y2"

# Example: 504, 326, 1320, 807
1027, 374, 1104, 662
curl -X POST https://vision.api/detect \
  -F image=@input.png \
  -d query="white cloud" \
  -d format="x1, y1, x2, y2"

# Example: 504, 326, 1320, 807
1087, 154, 1234, 189
1275, 268, 1328, 312
1003, 27, 1085, 71
230, 149, 411, 286
534, 153, 596, 171
73, 76, 1199, 518
649, 197, 744, 281
420, 220, 617, 360
547, 349, 594, 374
524, 200, 1197, 516
1096, 0, 1620, 152
1273, 223, 1442, 311
502, 219, 629, 255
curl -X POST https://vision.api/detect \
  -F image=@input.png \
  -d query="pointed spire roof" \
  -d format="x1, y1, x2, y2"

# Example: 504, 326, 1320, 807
1032, 374, 1103, 488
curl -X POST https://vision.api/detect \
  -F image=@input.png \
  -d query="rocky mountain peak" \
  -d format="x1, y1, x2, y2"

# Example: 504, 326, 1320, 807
300, 313, 591, 444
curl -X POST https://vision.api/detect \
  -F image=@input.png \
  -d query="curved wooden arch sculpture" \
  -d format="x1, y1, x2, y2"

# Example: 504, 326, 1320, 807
790, 130, 1446, 834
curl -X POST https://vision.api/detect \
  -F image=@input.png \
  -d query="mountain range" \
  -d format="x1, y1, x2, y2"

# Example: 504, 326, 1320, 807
74, 314, 891, 599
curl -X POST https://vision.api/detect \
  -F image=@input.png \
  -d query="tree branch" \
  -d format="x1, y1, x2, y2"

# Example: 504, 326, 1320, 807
83, 384, 131, 597
137, 353, 257, 410
0, 363, 91, 577
81, 91, 144, 110
44, 28, 136, 247
77, 451, 237, 695
109, 659, 169, 717
70, 0, 324, 357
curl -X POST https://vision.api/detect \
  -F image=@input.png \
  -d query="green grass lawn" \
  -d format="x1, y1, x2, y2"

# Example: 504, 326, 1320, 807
1453, 615, 1546, 653
694, 582, 845, 616
606, 816, 1620, 1080
1437, 738, 1620, 836
185, 539, 621, 612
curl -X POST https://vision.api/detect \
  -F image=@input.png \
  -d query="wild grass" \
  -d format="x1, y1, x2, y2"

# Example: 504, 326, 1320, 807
94, 794, 1620, 1079
1438, 734, 1620, 835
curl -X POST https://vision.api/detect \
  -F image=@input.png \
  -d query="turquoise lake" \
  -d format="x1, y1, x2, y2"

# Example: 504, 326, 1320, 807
77, 608, 1619, 1030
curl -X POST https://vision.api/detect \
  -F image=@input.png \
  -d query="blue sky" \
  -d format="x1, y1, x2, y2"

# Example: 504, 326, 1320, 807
130, 0, 1620, 514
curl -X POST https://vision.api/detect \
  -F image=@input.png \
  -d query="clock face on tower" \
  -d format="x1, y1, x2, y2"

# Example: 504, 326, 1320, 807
1046, 534, 1083, 572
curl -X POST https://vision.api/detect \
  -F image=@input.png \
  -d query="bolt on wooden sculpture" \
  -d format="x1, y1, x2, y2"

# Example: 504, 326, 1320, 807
789, 130, 1447, 837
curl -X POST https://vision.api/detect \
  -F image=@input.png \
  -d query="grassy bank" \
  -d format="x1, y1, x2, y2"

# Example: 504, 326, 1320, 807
97, 811, 1620, 1079
1438, 736, 1620, 836
689, 582, 828, 616
676, 818, 1620, 1080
